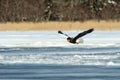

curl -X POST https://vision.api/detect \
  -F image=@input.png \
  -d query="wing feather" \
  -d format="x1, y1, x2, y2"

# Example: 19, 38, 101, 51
73, 28, 94, 40
58, 31, 70, 38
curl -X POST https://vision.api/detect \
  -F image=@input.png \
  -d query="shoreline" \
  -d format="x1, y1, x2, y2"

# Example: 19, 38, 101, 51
0, 20, 119, 31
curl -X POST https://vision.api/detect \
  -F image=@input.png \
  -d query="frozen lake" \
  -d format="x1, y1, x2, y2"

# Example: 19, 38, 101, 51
0, 31, 120, 80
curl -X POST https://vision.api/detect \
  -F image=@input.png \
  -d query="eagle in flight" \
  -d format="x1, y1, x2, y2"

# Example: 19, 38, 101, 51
58, 28, 94, 44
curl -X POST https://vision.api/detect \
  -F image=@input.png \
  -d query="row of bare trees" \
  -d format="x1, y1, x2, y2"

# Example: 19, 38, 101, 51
0, 0, 119, 22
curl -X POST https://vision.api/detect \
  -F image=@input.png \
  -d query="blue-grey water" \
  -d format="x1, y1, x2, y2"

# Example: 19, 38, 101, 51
0, 31, 120, 80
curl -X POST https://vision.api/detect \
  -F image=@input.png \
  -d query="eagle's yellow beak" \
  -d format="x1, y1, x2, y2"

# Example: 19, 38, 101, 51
76, 42, 80, 44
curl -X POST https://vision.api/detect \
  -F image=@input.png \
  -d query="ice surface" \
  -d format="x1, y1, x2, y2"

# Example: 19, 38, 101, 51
0, 31, 120, 66
0, 31, 120, 47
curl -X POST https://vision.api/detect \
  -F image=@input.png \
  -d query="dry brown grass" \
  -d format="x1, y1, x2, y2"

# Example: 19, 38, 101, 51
0, 20, 119, 31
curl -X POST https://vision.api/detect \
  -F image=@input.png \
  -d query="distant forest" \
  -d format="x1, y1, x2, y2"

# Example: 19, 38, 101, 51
0, 0, 120, 22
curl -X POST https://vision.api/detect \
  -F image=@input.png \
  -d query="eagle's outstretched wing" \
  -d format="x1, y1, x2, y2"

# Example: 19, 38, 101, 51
73, 28, 94, 41
58, 31, 70, 38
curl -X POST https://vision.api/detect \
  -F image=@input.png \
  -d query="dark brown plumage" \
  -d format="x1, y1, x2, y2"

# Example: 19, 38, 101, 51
58, 28, 94, 44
